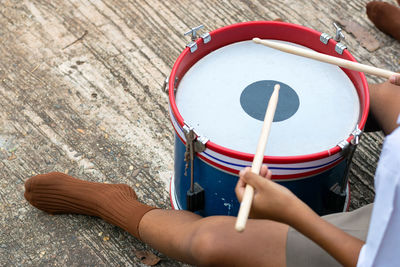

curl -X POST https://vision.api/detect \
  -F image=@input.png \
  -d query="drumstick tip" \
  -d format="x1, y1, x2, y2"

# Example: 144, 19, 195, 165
274, 84, 280, 91
253, 38, 275, 47
235, 224, 245, 232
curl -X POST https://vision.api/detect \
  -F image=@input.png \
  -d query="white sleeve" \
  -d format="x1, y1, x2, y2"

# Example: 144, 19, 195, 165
356, 122, 400, 267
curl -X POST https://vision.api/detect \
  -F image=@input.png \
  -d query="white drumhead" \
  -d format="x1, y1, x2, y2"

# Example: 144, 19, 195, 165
176, 40, 360, 156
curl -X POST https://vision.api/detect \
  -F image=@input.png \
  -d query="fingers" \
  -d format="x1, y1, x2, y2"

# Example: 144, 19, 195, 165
259, 165, 272, 179
235, 175, 246, 202
240, 167, 251, 176
236, 166, 272, 202
235, 167, 251, 202
260, 165, 268, 177
242, 171, 265, 189
389, 74, 400, 86
266, 169, 272, 179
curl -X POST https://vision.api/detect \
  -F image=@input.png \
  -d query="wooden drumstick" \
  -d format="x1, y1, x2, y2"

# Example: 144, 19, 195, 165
235, 84, 280, 232
253, 38, 397, 79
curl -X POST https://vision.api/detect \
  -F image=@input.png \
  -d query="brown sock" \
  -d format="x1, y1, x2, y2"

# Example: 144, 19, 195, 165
24, 172, 157, 240
366, 1, 400, 42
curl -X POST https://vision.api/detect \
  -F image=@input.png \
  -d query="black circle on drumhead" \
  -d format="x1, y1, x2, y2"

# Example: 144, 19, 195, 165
240, 80, 300, 122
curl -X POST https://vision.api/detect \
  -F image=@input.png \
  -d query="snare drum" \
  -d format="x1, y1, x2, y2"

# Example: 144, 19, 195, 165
167, 21, 369, 216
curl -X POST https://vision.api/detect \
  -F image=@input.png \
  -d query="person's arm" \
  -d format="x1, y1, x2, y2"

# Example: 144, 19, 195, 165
369, 76, 400, 135
235, 167, 364, 267
286, 193, 364, 267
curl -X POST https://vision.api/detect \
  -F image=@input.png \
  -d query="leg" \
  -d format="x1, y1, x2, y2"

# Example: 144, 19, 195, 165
366, 1, 400, 42
24, 172, 156, 238
25, 173, 287, 267
139, 210, 287, 266
368, 81, 400, 135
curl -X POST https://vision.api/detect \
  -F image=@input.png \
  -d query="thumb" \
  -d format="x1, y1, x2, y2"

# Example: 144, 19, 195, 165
242, 171, 265, 190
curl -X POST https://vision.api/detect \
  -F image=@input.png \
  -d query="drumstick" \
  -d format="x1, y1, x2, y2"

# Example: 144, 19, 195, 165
235, 84, 280, 232
253, 38, 397, 79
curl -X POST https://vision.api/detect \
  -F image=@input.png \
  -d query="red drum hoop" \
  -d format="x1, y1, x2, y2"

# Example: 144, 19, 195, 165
169, 21, 369, 172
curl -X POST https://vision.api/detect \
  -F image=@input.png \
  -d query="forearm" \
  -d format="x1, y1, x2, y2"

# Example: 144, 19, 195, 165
237, 171, 364, 266
287, 201, 364, 267
369, 81, 400, 135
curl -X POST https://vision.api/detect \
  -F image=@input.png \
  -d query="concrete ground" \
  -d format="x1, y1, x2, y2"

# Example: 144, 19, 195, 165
0, 0, 399, 266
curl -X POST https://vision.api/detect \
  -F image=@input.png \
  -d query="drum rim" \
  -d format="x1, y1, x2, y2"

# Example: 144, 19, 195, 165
169, 21, 369, 164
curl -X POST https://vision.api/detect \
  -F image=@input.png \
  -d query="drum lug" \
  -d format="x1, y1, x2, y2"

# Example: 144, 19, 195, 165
337, 125, 362, 150
335, 43, 347, 55
337, 125, 362, 152
174, 76, 179, 90
337, 140, 349, 150
320, 22, 347, 55
200, 32, 211, 44
183, 124, 208, 177
333, 125, 363, 197
194, 135, 208, 153
350, 127, 362, 145
183, 123, 208, 212
161, 75, 178, 95
327, 125, 362, 212
333, 22, 345, 42
326, 183, 346, 211
184, 25, 211, 53
183, 124, 208, 149
161, 76, 169, 94
333, 22, 347, 54
183, 124, 195, 178
320, 33, 332, 45
186, 182, 205, 212
186, 42, 198, 53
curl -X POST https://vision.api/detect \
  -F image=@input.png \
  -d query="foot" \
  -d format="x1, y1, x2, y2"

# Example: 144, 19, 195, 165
24, 172, 156, 239
24, 172, 136, 216
366, 1, 400, 42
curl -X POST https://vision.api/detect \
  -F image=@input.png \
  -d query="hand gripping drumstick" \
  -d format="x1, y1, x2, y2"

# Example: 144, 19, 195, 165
253, 38, 397, 79
235, 84, 280, 232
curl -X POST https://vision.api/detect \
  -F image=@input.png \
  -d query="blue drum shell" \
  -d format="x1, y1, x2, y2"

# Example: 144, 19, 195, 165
171, 134, 349, 217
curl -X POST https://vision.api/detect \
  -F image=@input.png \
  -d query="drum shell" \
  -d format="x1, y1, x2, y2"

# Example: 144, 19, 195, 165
168, 21, 368, 217
171, 132, 350, 217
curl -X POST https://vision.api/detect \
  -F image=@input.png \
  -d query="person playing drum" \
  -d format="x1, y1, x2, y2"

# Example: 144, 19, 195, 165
23, 0, 400, 264
24, 73, 400, 266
